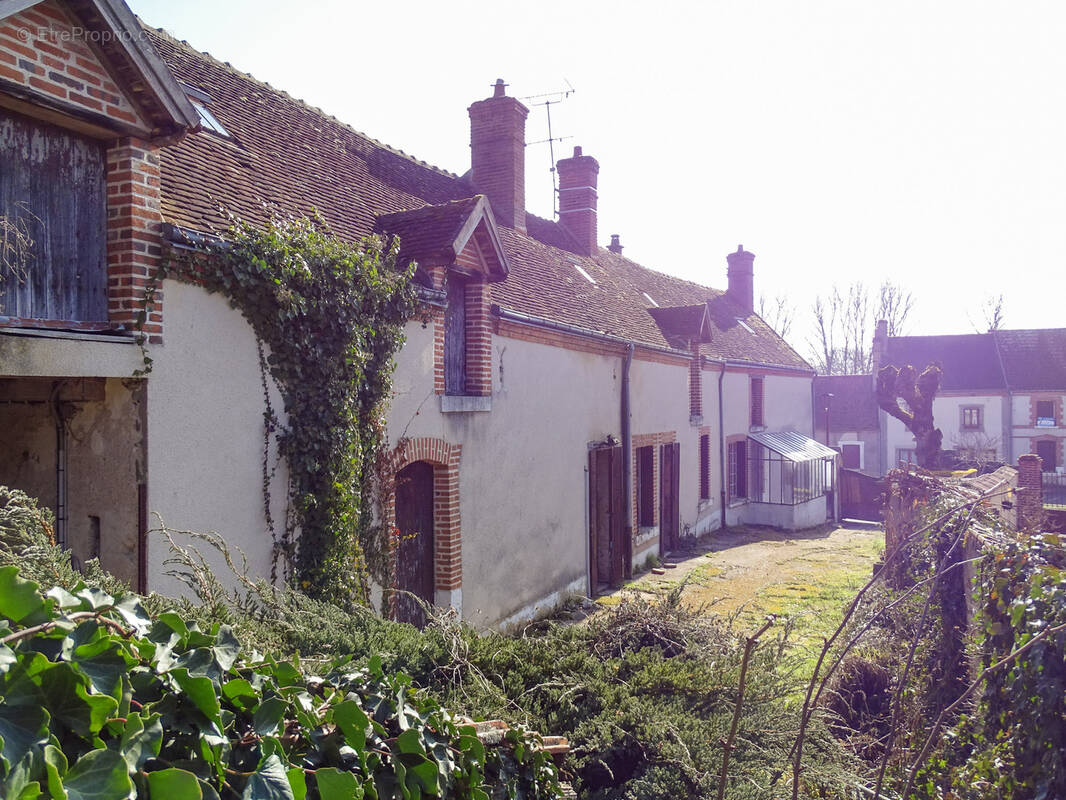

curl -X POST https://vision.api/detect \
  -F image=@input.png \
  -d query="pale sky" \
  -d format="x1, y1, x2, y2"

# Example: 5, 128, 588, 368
129, 0, 1065, 353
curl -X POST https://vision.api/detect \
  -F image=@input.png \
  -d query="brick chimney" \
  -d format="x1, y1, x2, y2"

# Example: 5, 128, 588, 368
607, 234, 623, 255
469, 78, 529, 232
871, 319, 889, 384
556, 146, 599, 256
726, 245, 754, 312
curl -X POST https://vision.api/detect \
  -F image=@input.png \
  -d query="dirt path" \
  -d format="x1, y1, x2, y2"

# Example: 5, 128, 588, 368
596, 523, 885, 657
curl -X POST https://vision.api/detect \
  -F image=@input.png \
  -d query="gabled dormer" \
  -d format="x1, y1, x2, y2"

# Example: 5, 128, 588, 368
0, 0, 197, 333
378, 195, 509, 408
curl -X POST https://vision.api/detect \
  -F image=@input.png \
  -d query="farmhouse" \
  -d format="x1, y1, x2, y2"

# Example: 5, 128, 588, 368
0, 0, 827, 628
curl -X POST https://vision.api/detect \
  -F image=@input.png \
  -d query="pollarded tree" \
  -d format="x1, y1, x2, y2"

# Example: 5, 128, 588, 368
877, 362, 943, 468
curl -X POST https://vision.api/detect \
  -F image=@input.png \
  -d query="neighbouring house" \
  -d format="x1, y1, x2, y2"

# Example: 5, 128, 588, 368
813, 374, 881, 474
836, 321, 1066, 477
0, 0, 827, 629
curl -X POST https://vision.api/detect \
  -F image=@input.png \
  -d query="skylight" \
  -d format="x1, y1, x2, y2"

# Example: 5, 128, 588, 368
736, 318, 755, 334
192, 102, 230, 138
642, 292, 658, 307
572, 263, 596, 285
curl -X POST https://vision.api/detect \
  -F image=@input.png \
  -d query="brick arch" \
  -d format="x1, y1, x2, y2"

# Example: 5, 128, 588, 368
386, 437, 462, 611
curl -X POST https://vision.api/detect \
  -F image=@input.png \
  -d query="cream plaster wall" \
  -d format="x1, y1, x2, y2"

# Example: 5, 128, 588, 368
884, 394, 1006, 465
144, 280, 288, 598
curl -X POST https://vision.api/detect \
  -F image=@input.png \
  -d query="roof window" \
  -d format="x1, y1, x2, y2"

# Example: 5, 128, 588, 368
192, 102, 230, 138
736, 318, 755, 334
572, 263, 596, 285
642, 292, 658, 307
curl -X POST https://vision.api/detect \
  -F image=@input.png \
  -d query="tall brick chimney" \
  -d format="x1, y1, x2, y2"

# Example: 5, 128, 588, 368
871, 319, 889, 384
469, 78, 529, 232
557, 146, 599, 256
726, 245, 754, 312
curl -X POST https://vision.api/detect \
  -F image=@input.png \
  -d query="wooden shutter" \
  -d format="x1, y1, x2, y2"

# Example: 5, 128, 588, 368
750, 378, 764, 427
699, 434, 710, 500
444, 279, 466, 395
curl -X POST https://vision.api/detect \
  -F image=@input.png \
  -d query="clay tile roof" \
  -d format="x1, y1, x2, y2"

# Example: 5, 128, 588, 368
993, 328, 1066, 390
376, 196, 484, 267
144, 27, 811, 369
812, 375, 879, 431
882, 334, 1006, 391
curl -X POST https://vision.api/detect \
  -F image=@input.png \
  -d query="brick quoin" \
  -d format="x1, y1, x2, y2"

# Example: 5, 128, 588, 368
464, 281, 492, 396
384, 438, 463, 605
107, 139, 164, 340
0, 1, 145, 126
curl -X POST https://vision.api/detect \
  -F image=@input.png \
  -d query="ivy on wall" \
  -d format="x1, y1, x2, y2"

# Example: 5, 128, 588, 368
165, 214, 418, 604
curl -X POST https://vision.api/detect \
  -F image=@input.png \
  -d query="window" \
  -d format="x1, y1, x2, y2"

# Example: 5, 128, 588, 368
840, 443, 862, 470
897, 448, 916, 465
444, 278, 466, 395
192, 102, 230, 137
728, 440, 748, 501
750, 377, 764, 428
636, 446, 655, 527
1036, 440, 1058, 472
961, 406, 983, 431
699, 434, 710, 500
1036, 400, 1057, 427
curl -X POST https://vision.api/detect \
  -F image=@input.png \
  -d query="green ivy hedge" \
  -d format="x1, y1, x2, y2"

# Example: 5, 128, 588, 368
0, 565, 559, 799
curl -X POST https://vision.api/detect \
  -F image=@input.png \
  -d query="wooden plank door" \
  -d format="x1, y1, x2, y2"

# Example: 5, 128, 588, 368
589, 445, 626, 590
660, 442, 681, 554
394, 461, 435, 626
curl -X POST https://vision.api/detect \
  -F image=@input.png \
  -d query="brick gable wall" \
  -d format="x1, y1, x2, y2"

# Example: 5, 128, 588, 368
0, 1, 146, 128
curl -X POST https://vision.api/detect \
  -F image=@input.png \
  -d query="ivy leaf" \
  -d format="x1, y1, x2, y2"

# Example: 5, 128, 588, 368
171, 668, 222, 728
46, 586, 82, 610
39, 662, 117, 740
113, 596, 152, 634
332, 700, 369, 750
222, 678, 258, 710
74, 588, 114, 612
73, 636, 131, 701
286, 768, 307, 800
0, 701, 49, 772
314, 768, 362, 800
63, 750, 133, 800
148, 768, 203, 800
252, 697, 287, 737
0, 565, 50, 625
212, 626, 241, 672
119, 713, 162, 772
242, 754, 294, 800
0, 644, 16, 674
43, 745, 68, 800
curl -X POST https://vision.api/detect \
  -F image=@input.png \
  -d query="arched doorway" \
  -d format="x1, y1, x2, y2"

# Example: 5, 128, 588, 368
394, 460, 435, 625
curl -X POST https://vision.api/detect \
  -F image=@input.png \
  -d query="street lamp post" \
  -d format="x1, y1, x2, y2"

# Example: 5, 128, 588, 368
823, 393, 834, 447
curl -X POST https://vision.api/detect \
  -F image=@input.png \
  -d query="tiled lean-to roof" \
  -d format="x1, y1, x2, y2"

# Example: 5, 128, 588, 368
146, 27, 810, 369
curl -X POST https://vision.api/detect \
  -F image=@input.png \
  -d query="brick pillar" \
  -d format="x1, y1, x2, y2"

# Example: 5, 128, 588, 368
106, 137, 163, 341
689, 345, 702, 419
1017, 454, 1045, 532
557, 146, 600, 256
464, 281, 492, 396
468, 79, 529, 232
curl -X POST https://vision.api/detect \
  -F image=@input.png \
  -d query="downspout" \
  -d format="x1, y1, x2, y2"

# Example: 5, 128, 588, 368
53, 388, 68, 549
718, 363, 727, 524
621, 343, 634, 575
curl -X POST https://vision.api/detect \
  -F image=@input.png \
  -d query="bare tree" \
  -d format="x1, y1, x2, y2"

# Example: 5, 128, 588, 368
757, 292, 795, 338
876, 280, 914, 337
971, 293, 1005, 332
809, 280, 913, 375
951, 432, 1002, 469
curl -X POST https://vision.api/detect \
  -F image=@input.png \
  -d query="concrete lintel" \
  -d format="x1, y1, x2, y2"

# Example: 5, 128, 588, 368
440, 395, 492, 413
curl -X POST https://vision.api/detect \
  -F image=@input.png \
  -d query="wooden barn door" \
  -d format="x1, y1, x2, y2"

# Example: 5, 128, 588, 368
394, 461, 435, 626
659, 442, 681, 554
589, 445, 625, 591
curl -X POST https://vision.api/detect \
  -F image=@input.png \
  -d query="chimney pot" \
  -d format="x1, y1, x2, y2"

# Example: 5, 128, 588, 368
469, 79, 529, 232
725, 245, 755, 312
608, 234, 623, 254
556, 145, 600, 257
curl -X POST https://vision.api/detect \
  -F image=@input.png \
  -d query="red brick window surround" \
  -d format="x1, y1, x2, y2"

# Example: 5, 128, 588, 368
750, 377, 765, 428
631, 431, 676, 529
1032, 397, 1062, 428
384, 437, 462, 606
436, 273, 492, 398
1033, 437, 1062, 473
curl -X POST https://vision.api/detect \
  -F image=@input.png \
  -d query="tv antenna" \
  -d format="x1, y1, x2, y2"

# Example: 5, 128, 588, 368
521, 80, 576, 218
